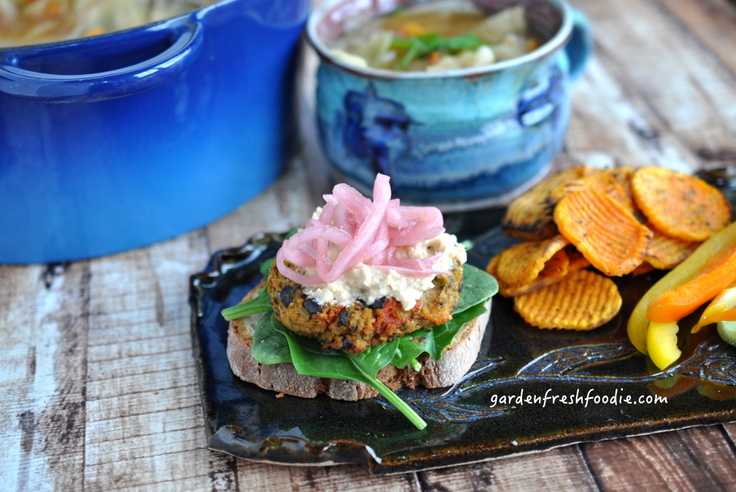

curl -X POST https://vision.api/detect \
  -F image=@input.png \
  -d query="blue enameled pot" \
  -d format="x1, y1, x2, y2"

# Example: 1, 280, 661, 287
0, 0, 310, 264
307, 0, 592, 211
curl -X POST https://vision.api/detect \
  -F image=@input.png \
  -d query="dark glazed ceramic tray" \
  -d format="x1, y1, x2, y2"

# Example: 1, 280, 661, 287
188, 172, 736, 474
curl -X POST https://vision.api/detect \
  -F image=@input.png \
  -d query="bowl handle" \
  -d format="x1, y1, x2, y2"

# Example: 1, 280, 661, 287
0, 18, 203, 103
565, 7, 593, 81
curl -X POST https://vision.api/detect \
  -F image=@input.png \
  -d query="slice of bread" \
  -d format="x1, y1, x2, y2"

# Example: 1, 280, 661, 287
226, 286, 491, 401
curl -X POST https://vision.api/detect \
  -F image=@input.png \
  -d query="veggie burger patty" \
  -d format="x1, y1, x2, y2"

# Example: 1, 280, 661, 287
267, 261, 464, 354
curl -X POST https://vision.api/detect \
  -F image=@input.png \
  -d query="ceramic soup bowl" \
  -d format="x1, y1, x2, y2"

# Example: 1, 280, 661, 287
306, 0, 592, 211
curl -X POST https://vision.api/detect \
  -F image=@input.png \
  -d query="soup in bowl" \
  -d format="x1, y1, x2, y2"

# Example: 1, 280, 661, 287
306, 0, 592, 211
330, 2, 540, 72
0, 0, 217, 47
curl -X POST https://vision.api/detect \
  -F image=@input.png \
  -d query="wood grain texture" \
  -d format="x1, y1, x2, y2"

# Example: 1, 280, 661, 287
582, 426, 736, 492
3, 0, 736, 490
565, 0, 736, 175
419, 448, 599, 491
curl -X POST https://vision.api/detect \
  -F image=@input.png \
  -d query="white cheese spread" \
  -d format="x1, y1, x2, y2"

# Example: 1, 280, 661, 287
303, 232, 467, 310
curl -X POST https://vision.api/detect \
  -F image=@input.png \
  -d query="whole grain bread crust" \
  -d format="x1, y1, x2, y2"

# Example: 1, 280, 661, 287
226, 285, 491, 401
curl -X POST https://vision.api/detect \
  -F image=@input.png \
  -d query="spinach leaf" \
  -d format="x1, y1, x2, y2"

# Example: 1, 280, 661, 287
221, 288, 272, 321
398, 301, 490, 364
251, 313, 294, 364
455, 263, 499, 314
271, 320, 359, 379
259, 257, 275, 276
269, 320, 427, 429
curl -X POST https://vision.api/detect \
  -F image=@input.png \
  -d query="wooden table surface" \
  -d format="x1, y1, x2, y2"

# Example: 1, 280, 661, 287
4, 0, 736, 490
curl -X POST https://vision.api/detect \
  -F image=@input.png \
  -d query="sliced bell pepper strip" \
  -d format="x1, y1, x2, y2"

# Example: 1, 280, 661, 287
628, 221, 736, 355
692, 284, 736, 332
647, 321, 681, 370
647, 244, 736, 323
705, 306, 736, 324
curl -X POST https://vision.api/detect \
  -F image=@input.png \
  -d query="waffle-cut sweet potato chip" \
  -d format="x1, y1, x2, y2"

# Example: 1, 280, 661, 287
560, 172, 637, 215
604, 165, 635, 184
489, 246, 572, 297
631, 166, 731, 242
502, 166, 593, 240
485, 254, 503, 287
631, 262, 656, 276
507, 246, 593, 297
604, 166, 648, 223
644, 223, 701, 270
547, 167, 602, 204
487, 241, 592, 297
630, 261, 654, 277
554, 189, 652, 276
566, 246, 592, 272
490, 235, 570, 289
486, 252, 567, 297
514, 269, 622, 330
486, 255, 513, 296
601, 166, 636, 196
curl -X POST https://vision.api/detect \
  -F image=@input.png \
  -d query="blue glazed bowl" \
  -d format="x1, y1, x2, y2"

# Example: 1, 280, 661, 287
0, 0, 310, 264
306, 0, 592, 211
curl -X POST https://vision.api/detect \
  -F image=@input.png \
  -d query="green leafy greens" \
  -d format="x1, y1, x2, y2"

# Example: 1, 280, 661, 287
391, 33, 491, 69
223, 263, 498, 430
221, 288, 272, 321
220, 258, 275, 321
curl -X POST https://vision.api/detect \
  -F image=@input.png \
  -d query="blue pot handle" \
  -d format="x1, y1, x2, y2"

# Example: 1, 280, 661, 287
0, 17, 203, 103
565, 6, 593, 81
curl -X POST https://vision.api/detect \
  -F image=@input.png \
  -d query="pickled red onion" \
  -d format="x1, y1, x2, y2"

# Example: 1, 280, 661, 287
276, 174, 449, 285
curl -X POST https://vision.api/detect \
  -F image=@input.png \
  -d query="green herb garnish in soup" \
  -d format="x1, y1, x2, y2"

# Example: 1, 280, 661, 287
329, 0, 539, 72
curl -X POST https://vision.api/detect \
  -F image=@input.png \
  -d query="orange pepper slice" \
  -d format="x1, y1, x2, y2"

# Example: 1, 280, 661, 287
647, 244, 736, 323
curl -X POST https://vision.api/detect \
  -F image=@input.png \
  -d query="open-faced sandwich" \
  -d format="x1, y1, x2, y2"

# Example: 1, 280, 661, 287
221, 174, 498, 429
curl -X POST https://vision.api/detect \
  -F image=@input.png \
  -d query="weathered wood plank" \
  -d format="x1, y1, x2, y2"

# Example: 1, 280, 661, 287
564, 57, 699, 173
418, 447, 598, 491
582, 425, 736, 491
566, 0, 736, 173
1, 262, 92, 491
76, 214, 216, 491
660, 0, 736, 79
235, 462, 419, 492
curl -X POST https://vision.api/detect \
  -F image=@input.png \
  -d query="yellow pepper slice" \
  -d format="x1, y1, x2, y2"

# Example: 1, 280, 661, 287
647, 321, 681, 370
628, 221, 736, 355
